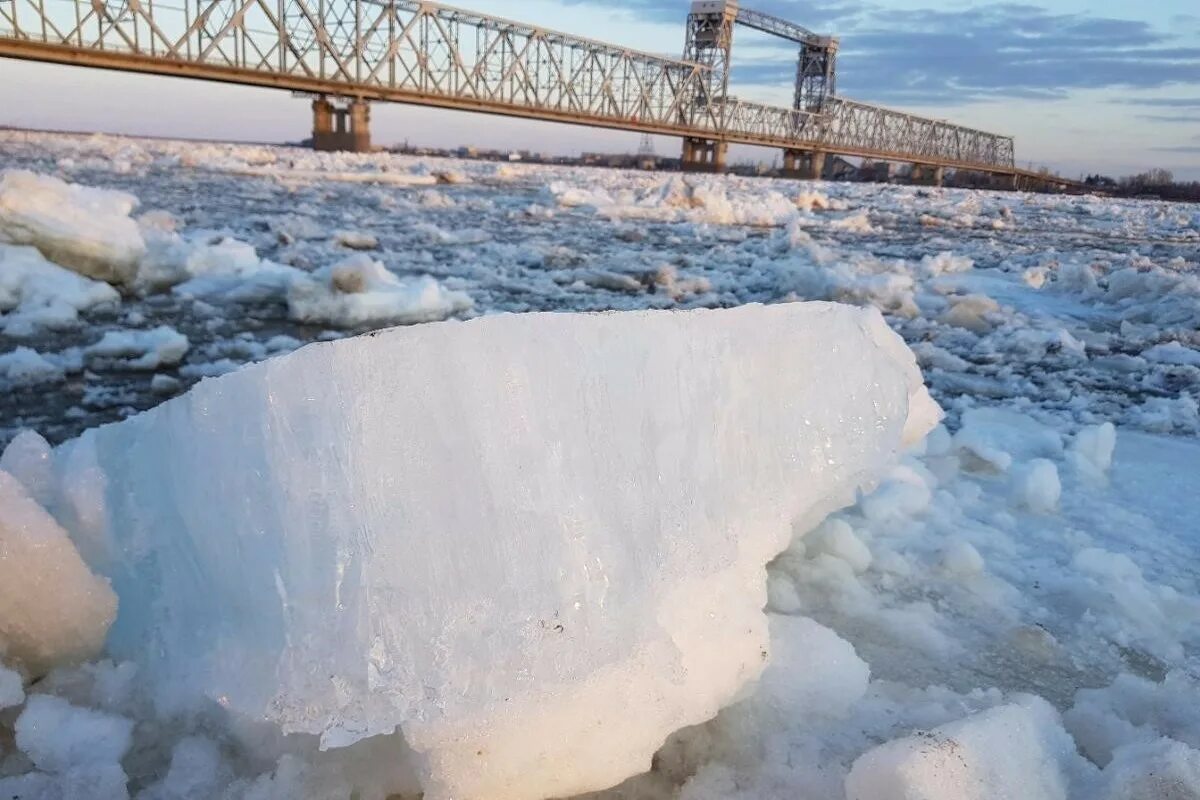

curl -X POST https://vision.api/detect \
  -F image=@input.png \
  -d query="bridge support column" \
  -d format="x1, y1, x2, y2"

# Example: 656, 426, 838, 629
864, 161, 894, 183
681, 138, 727, 173
911, 164, 945, 187
312, 95, 372, 152
781, 149, 825, 180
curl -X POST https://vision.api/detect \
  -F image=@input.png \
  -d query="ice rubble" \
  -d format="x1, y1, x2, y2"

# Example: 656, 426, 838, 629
0, 244, 120, 336
38, 303, 936, 800
0, 170, 145, 284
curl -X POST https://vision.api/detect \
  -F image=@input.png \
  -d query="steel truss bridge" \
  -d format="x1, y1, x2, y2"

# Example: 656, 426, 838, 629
0, 0, 1068, 186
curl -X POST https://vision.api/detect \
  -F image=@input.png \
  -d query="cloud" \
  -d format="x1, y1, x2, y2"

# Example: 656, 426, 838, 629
1151, 145, 1200, 153
568, 0, 1200, 107
1120, 97, 1200, 108
1136, 113, 1200, 123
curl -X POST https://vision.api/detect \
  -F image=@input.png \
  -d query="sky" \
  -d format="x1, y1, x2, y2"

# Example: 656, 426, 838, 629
2, 0, 1199, 180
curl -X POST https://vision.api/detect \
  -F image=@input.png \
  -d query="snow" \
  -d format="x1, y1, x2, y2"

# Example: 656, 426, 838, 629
286, 253, 473, 326
57, 302, 932, 800
0, 244, 120, 336
0, 469, 118, 678
0, 169, 145, 284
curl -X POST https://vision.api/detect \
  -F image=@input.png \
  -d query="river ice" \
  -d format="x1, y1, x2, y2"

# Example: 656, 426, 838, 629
0, 129, 1197, 800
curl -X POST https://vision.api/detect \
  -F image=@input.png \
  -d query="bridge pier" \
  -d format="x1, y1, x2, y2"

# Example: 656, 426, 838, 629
681, 137, 728, 173
911, 164, 945, 187
780, 149, 825, 180
312, 96, 372, 152
858, 161, 892, 183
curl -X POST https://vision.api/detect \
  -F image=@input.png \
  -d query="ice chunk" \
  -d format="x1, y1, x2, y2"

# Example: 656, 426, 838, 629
0, 429, 56, 508
954, 407, 1064, 472
844, 696, 1080, 800
1142, 341, 1200, 367
1096, 738, 1200, 800
1011, 458, 1061, 513
808, 518, 873, 574
14, 694, 134, 773
287, 253, 473, 327
137, 736, 231, 800
0, 244, 120, 337
334, 230, 379, 250
1069, 422, 1117, 478
0, 346, 64, 387
0, 470, 118, 677
170, 237, 302, 303
85, 325, 190, 370
0, 661, 24, 709
0, 170, 145, 284
760, 615, 870, 719
62, 303, 936, 800
940, 539, 985, 576
0, 764, 130, 800
1066, 671, 1200, 765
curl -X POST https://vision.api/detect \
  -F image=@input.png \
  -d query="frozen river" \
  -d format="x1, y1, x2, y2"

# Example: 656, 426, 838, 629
1, 129, 1197, 444
0, 130, 1198, 800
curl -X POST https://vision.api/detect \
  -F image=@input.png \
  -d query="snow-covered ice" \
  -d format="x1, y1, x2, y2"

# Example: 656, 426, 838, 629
287, 252, 472, 326
1, 129, 1198, 800
0, 169, 145, 284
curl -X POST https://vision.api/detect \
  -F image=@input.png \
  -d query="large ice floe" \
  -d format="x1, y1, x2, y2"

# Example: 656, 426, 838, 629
18, 303, 936, 800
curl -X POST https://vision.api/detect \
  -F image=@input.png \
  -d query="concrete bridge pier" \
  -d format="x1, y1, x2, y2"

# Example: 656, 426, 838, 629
312, 96, 372, 152
911, 164, 945, 187
781, 148, 825, 179
681, 137, 728, 172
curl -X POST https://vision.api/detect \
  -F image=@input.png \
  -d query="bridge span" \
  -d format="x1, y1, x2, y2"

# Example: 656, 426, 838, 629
0, 0, 1075, 189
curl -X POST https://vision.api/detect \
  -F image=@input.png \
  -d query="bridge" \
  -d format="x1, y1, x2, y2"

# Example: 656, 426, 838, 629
0, 0, 1074, 189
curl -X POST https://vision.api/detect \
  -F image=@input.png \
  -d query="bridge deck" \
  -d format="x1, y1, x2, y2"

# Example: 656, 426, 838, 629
0, 0, 1038, 177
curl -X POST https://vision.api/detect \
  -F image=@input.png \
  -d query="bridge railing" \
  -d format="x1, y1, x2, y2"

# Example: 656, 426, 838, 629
822, 98, 1015, 169
0, 0, 722, 131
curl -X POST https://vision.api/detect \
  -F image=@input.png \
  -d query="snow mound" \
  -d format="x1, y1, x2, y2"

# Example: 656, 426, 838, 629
0, 470, 118, 678
0, 170, 145, 284
58, 303, 937, 800
287, 253, 473, 327
0, 244, 120, 337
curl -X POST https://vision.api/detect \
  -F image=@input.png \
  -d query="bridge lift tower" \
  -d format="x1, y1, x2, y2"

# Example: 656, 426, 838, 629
681, 0, 839, 175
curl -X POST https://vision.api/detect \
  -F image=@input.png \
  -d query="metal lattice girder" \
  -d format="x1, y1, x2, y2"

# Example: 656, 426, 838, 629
0, 0, 1017, 172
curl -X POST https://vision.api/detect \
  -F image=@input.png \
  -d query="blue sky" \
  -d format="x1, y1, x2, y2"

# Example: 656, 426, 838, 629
2, 0, 1199, 179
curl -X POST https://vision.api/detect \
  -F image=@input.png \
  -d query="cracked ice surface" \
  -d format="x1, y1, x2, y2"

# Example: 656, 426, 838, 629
60, 303, 936, 800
